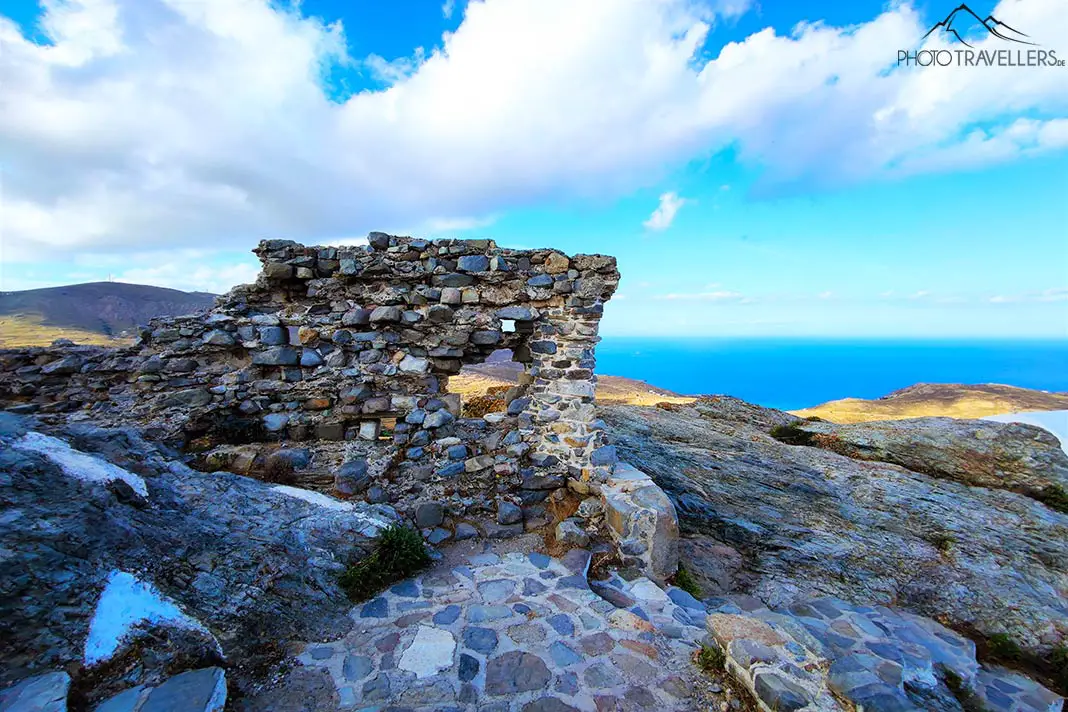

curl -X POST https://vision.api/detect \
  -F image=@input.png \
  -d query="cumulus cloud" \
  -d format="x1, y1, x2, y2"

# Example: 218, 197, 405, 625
1, 0, 1066, 265
643, 192, 687, 231
116, 261, 259, 295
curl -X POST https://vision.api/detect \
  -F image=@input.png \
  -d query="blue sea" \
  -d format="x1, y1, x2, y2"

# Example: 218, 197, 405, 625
594, 338, 1068, 411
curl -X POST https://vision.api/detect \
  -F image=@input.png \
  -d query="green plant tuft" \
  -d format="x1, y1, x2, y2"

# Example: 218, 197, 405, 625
695, 644, 725, 673
769, 421, 817, 446
1051, 644, 1068, 692
987, 633, 1023, 663
929, 530, 956, 554
1036, 484, 1068, 514
674, 565, 702, 599
339, 523, 431, 602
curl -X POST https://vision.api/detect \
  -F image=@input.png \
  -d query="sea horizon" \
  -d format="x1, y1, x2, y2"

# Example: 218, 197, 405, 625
593, 336, 1068, 411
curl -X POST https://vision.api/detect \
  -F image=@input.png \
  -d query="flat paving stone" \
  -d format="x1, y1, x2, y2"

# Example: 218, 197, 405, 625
485, 651, 552, 695
433, 604, 462, 625
342, 654, 373, 681
463, 626, 499, 654
360, 597, 388, 618
477, 579, 517, 603
398, 626, 455, 678
547, 613, 575, 636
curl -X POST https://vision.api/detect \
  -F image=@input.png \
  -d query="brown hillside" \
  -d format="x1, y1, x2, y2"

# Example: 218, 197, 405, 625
792, 383, 1068, 423
0, 282, 216, 345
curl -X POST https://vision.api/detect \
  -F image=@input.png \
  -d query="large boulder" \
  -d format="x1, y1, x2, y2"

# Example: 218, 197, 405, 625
602, 400, 1068, 661
0, 419, 397, 704
790, 416, 1068, 499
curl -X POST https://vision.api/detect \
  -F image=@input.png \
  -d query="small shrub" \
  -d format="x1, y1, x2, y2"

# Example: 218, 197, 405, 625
261, 455, 296, 485
694, 644, 725, 673
339, 524, 431, 602
929, 531, 956, 554
1036, 485, 1068, 514
987, 633, 1023, 663
674, 565, 702, 599
769, 421, 816, 446
1050, 644, 1068, 692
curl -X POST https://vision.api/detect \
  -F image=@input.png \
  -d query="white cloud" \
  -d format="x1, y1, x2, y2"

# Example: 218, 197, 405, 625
654, 290, 746, 301
1, 0, 1066, 267
990, 288, 1068, 303
442, 0, 456, 19
643, 191, 687, 231
423, 215, 497, 232
364, 48, 427, 85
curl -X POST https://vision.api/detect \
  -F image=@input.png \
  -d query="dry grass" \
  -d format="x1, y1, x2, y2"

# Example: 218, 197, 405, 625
792, 383, 1068, 424
448, 370, 695, 407
0, 314, 128, 348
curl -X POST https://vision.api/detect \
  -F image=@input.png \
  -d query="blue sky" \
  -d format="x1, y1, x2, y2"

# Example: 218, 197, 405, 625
0, 0, 1065, 337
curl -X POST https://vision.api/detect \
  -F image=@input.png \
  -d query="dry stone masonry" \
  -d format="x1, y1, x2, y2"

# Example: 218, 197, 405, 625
0, 233, 677, 578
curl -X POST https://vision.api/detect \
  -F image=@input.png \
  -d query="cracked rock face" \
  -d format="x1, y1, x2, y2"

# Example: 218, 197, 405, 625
0, 420, 395, 704
601, 398, 1068, 660
793, 416, 1068, 498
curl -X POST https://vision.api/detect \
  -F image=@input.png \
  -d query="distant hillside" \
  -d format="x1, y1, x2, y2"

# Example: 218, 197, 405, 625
451, 353, 695, 407
0, 282, 216, 347
793, 383, 1068, 423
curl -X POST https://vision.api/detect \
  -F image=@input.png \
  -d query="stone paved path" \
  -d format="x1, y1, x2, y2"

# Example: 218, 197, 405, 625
297, 544, 714, 711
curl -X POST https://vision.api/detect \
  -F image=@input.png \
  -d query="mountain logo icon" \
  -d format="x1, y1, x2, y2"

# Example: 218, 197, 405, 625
922, 3, 1036, 48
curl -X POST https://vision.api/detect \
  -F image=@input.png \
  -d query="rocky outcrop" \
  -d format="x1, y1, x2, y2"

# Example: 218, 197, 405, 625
0, 414, 396, 705
601, 399, 1068, 662
789, 416, 1068, 499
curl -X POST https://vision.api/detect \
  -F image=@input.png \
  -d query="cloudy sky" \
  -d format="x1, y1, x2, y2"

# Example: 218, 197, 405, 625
1, 0, 1066, 336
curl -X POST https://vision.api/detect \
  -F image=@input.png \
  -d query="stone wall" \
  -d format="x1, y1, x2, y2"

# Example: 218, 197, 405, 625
0, 233, 627, 541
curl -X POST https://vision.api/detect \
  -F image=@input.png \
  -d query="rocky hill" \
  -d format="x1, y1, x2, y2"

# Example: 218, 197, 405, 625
0, 282, 216, 346
794, 382, 1068, 423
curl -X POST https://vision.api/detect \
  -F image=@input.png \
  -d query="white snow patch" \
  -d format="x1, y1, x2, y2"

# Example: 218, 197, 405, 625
271, 484, 354, 511
13, 431, 149, 497
983, 410, 1068, 455
84, 570, 218, 666
270, 485, 393, 536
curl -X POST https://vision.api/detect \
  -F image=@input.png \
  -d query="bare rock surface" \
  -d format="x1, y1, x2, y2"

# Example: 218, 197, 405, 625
601, 398, 1068, 661
0, 416, 396, 704
792, 416, 1068, 497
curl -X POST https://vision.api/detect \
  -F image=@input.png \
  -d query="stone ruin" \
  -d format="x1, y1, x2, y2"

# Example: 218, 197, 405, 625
0, 232, 678, 580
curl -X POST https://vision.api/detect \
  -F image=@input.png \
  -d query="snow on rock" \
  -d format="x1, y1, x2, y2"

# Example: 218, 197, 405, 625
271, 484, 354, 511
13, 431, 149, 497
84, 570, 219, 666
270, 485, 393, 536
984, 410, 1068, 455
